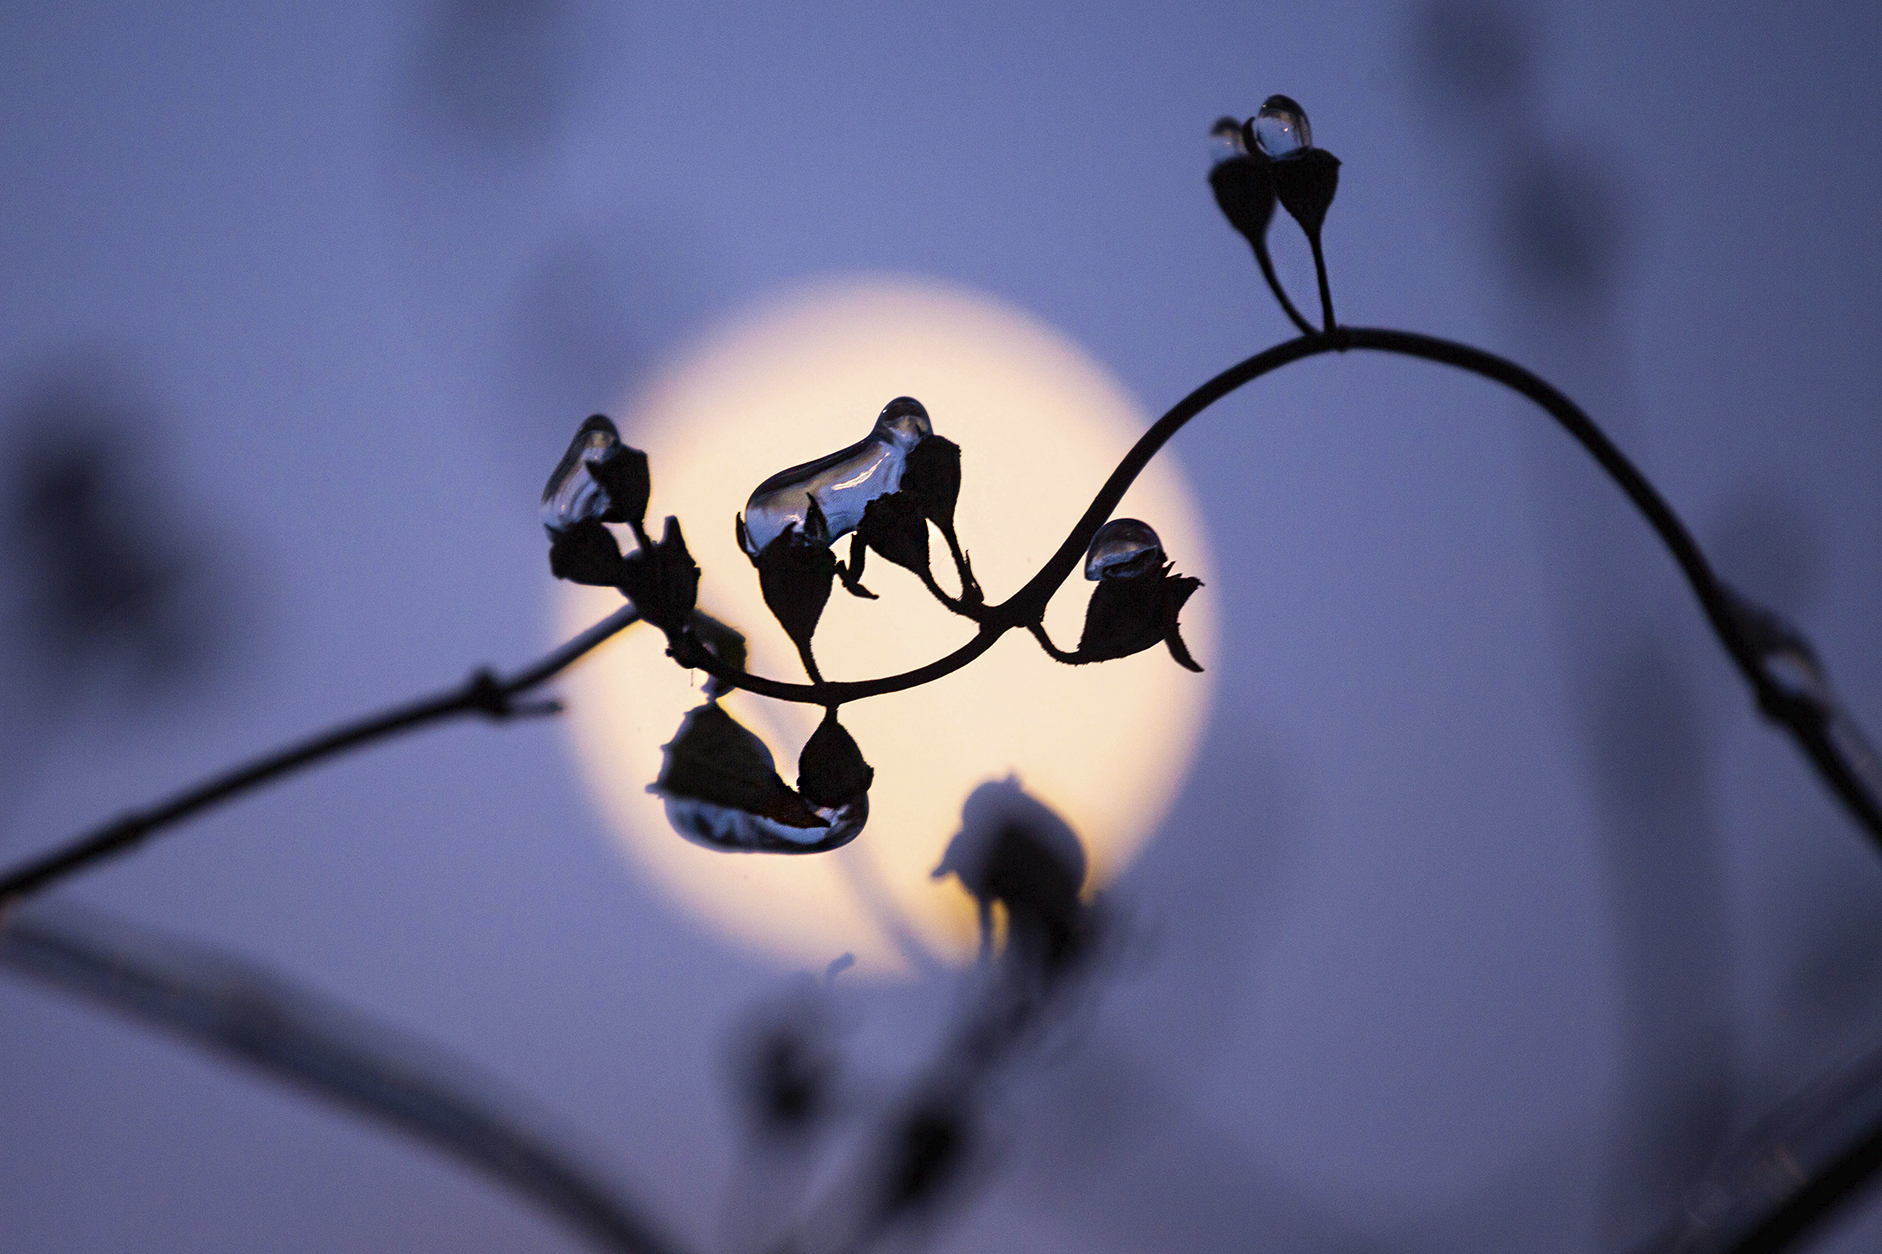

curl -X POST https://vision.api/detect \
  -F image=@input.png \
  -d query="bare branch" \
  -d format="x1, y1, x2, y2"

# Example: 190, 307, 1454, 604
0, 605, 640, 907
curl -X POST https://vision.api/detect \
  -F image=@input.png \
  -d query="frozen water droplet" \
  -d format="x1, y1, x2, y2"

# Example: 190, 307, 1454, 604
1084, 518, 1164, 580
1253, 94, 1311, 158
1209, 115, 1247, 166
740, 398, 933, 556
874, 395, 932, 448
541, 415, 621, 531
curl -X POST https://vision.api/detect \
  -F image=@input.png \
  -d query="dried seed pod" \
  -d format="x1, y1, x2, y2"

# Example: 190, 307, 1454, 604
617, 515, 699, 633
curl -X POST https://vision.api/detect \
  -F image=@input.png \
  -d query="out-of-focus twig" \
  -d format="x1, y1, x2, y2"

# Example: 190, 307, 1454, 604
1629, 1035, 1882, 1254
0, 605, 640, 908
0, 901, 688, 1254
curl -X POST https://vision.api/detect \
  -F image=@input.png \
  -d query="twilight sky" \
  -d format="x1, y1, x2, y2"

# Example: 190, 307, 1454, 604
3, 2, 1880, 1252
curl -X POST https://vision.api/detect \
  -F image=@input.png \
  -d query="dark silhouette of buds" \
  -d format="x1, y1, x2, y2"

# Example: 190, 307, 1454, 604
617, 515, 699, 633
591, 443, 650, 532
651, 702, 868, 853
901, 434, 962, 536
1208, 115, 1277, 250
1041, 518, 1204, 671
934, 778, 1089, 973
1272, 147, 1342, 239
753, 513, 839, 682
545, 517, 627, 586
797, 708, 874, 810
1078, 564, 1204, 671
856, 490, 931, 575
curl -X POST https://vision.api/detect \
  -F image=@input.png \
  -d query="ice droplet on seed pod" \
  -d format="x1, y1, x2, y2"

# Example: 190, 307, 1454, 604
1084, 518, 1165, 580
1209, 116, 1248, 166
541, 415, 622, 531
739, 398, 933, 556
652, 703, 865, 854
1253, 94, 1312, 158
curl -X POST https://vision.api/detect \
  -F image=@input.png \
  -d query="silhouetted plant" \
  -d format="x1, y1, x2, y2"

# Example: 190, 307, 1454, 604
5, 95, 1880, 1254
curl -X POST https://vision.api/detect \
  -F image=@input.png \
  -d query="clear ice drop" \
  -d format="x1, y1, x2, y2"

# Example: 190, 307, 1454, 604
1084, 518, 1164, 580
1253, 94, 1312, 158
1209, 115, 1248, 166
541, 415, 621, 531
740, 397, 932, 555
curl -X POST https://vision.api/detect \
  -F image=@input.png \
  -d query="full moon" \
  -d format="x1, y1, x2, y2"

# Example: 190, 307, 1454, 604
556, 277, 1217, 975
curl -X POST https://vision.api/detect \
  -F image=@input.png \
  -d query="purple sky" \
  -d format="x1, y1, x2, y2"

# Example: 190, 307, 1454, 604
3, 2, 1880, 1251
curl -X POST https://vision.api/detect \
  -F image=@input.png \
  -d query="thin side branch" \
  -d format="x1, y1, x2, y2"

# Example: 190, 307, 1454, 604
1308, 234, 1336, 333
1026, 622, 1081, 664
0, 902, 687, 1254
1253, 239, 1317, 336
0, 605, 641, 908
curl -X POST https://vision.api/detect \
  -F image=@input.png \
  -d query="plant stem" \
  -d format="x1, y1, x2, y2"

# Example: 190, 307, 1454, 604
672, 329, 1882, 852
1307, 230, 1336, 333
12, 322, 1880, 899
1254, 239, 1317, 336
1, 901, 687, 1254
0, 605, 641, 909
1026, 622, 1080, 664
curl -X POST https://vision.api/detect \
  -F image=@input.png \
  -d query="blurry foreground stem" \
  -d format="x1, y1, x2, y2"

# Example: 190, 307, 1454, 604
0, 901, 686, 1254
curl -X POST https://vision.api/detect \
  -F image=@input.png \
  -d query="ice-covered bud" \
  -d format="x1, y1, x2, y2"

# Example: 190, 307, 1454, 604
540, 415, 647, 532
1251, 94, 1311, 158
1083, 518, 1165, 580
651, 703, 863, 854
739, 398, 933, 556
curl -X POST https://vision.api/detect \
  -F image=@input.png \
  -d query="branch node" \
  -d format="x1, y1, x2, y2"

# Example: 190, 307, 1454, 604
463, 668, 513, 719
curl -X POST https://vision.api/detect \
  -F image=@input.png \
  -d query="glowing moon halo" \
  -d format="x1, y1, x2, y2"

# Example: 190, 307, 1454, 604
557, 277, 1217, 975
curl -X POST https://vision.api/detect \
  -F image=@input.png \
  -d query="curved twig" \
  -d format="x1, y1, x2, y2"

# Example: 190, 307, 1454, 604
1253, 239, 1317, 337
671, 328, 1882, 849
0, 605, 641, 908
9, 322, 1879, 903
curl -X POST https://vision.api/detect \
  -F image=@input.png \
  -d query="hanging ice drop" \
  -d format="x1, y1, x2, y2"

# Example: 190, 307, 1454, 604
739, 397, 933, 556
1209, 116, 1248, 166
1084, 518, 1164, 580
1253, 94, 1312, 158
541, 415, 622, 531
